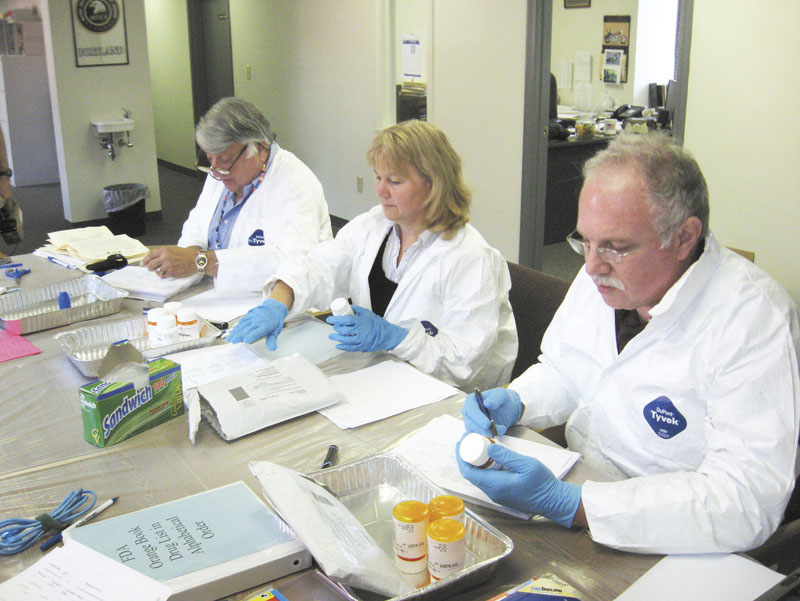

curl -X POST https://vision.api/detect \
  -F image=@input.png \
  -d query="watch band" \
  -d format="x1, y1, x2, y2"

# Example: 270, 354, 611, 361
0, 168, 12, 177
195, 250, 208, 274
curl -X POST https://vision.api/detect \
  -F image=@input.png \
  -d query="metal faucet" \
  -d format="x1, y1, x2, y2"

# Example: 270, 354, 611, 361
100, 137, 116, 160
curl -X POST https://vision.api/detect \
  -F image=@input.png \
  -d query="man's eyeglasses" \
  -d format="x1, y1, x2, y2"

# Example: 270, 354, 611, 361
566, 229, 636, 264
196, 144, 248, 179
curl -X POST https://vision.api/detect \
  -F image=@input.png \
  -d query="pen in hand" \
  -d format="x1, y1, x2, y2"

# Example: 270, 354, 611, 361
39, 496, 119, 552
474, 388, 499, 438
321, 444, 338, 469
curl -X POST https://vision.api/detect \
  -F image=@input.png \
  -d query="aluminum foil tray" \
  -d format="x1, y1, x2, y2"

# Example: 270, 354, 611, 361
54, 315, 221, 377
0, 275, 128, 335
308, 453, 513, 601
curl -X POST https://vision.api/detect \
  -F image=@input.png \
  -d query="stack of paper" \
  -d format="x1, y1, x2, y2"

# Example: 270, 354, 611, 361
101, 265, 202, 301
34, 225, 150, 271
391, 414, 580, 519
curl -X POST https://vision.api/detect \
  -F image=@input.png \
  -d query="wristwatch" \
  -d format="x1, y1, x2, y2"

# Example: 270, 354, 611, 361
195, 250, 209, 274
0, 168, 12, 177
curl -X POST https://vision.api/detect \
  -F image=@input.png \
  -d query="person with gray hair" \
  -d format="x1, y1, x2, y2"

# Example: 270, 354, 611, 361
460, 131, 800, 555
143, 97, 331, 291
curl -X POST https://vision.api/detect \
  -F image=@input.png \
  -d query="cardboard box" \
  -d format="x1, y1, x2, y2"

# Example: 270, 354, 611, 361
79, 343, 184, 448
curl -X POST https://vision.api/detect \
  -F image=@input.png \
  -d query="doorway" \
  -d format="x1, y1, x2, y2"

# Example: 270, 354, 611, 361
187, 0, 235, 127
519, 0, 693, 276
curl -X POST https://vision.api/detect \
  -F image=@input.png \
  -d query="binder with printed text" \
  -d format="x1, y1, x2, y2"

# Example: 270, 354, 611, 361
64, 481, 311, 601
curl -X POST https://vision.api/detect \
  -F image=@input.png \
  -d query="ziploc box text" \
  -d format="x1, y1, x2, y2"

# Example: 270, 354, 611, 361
80, 355, 184, 448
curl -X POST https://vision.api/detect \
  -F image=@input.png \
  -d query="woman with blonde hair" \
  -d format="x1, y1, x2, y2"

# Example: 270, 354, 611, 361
229, 120, 517, 390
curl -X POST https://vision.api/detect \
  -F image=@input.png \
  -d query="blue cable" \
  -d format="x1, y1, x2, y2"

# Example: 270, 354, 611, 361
0, 489, 97, 555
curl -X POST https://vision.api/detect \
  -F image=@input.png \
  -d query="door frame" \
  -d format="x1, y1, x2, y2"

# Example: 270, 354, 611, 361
518, 0, 694, 269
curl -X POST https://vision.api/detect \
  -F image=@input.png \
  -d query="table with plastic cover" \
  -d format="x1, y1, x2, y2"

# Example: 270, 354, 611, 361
0, 254, 659, 599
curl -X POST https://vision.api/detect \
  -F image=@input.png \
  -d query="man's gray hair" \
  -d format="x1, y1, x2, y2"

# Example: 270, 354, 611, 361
583, 132, 709, 245
195, 97, 272, 155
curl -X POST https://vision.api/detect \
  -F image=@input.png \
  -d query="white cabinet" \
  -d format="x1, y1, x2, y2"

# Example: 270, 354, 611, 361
0, 55, 59, 186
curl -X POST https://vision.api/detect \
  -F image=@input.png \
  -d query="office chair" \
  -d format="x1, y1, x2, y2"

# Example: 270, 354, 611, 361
506, 262, 570, 380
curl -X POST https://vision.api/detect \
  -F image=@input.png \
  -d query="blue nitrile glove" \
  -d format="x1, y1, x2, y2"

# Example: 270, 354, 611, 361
456, 439, 582, 527
462, 388, 523, 437
326, 305, 408, 352
226, 298, 288, 350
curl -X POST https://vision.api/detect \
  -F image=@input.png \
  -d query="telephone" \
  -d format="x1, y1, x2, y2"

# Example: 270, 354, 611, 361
611, 104, 644, 120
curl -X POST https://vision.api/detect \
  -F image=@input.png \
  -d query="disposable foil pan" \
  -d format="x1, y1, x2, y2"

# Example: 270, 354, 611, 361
0, 275, 128, 335
308, 453, 513, 601
54, 315, 221, 377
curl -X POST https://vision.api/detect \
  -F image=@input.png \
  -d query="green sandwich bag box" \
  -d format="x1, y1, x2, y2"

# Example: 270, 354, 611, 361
79, 341, 184, 448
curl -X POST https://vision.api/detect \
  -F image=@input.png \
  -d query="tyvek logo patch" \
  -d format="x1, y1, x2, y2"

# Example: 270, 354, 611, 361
643, 396, 687, 439
421, 321, 438, 337
248, 229, 265, 246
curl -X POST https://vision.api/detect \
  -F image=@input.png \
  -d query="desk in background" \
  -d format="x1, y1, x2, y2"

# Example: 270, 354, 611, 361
0, 254, 659, 600
546, 136, 611, 245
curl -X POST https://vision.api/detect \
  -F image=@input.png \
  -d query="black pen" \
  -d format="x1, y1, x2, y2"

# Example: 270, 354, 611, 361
474, 388, 499, 438
321, 444, 338, 469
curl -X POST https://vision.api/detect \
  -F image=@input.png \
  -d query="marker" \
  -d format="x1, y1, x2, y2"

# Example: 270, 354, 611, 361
321, 444, 338, 469
40, 496, 119, 551
474, 388, 499, 438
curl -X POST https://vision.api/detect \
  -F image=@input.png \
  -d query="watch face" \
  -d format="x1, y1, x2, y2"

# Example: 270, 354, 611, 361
195, 254, 208, 268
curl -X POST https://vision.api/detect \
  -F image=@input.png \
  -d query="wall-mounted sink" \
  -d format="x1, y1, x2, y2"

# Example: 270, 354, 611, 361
91, 119, 135, 134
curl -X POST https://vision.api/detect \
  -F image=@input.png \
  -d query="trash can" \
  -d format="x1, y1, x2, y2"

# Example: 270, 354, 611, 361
103, 183, 148, 237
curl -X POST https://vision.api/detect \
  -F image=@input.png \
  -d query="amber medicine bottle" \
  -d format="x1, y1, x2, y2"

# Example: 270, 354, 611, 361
392, 500, 429, 577
429, 495, 465, 523
427, 518, 466, 581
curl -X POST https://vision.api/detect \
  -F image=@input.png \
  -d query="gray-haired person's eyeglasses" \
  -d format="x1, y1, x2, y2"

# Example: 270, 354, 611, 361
566, 229, 637, 264
195, 144, 248, 179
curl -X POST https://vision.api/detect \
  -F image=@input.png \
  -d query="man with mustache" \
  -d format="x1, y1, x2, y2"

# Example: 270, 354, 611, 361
459, 132, 800, 555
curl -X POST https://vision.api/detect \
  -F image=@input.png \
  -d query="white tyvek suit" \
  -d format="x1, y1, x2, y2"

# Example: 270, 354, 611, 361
511, 234, 800, 554
267, 205, 518, 391
178, 144, 331, 292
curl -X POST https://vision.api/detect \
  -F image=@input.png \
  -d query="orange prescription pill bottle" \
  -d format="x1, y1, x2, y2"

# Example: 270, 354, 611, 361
392, 500, 429, 576
427, 518, 466, 582
429, 495, 465, 523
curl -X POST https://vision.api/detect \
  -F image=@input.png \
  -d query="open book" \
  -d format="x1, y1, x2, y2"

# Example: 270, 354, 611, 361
391, 414, 580, 519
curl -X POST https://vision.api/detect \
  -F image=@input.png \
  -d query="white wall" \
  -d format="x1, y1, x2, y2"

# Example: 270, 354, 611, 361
144, 0, 195, 169
432, 0, 527, 262
551, 0, 638, 109
632, 0, 677, 107
39, 0, 160, 222
395, 0, 431, 86
232, 1, 384, 222
683, 0, 800, 304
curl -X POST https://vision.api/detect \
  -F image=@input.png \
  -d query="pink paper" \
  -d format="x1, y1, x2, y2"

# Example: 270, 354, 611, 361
0, 329, 41, 362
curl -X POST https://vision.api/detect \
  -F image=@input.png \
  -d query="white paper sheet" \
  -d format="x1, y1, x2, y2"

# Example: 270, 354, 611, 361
0, 544, 171, 601
391, 414, 580, 519
613, 554, 784, 601
65, 234, 150, 262
320, 361, 458, 429
48, 225, 114, 249
165, 343, 267, 390
178, 287, 263, 323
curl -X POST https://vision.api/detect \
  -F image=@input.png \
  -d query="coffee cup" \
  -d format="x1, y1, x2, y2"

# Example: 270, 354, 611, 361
602, 119, 618, 135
